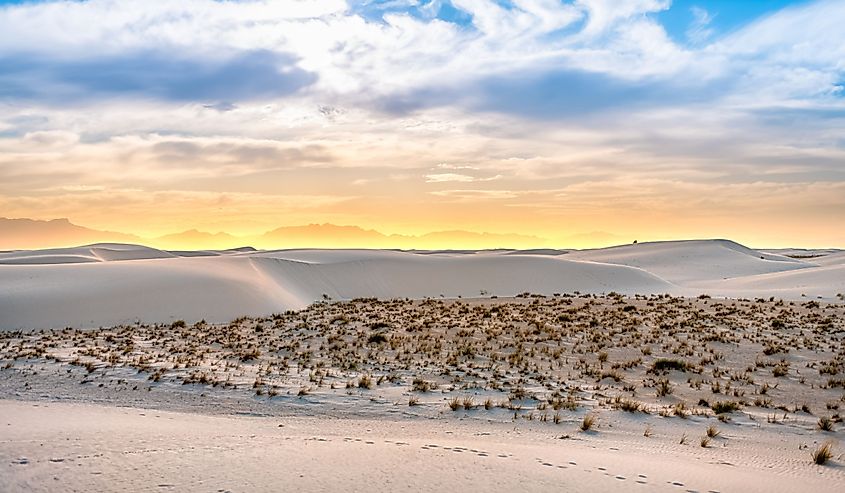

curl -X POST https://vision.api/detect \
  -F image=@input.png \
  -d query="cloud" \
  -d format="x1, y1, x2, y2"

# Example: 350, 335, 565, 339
429, 189, 522, 200
0, 0, 843, 245
424, 172, 501, 183
686, 6, 714, 44
0, 50, 316, 104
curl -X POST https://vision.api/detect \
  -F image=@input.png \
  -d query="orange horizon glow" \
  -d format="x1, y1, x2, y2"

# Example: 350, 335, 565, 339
2, 216, 841, 252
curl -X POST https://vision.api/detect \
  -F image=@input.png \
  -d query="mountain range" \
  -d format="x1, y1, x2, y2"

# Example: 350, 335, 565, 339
0, 217, 622, 250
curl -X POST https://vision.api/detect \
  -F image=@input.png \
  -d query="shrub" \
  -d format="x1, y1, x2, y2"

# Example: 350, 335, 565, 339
651, 359, 689, 372
358, 375, 373, 389
580, 414, 596, 431
812, 443, 834, 465
448, 397, 461, 411
412, 377, 433, 392
613, 397, 645, 413
656, 378, 673, 397
711, 401, 740, 414
818, 416, 835, 432
367, 333, 388, 344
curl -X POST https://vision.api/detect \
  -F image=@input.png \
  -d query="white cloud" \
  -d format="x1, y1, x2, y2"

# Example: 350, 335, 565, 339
686, 6, 714, 44
424, 172, 501, 182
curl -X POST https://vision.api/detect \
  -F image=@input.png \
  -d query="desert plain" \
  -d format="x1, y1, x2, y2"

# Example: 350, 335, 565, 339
1, 239, 844, 492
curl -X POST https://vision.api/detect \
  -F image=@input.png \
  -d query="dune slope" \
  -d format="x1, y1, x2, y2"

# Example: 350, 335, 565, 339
1, 240, 842, 330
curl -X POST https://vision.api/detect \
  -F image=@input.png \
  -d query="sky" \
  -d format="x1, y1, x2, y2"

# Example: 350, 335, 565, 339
0, 0, 843, 248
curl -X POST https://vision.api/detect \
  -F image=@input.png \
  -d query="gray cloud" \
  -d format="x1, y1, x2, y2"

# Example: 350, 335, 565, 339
0, 49, 316, 104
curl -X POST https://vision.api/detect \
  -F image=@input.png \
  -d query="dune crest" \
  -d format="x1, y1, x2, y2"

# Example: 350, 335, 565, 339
0, 239, 842, 329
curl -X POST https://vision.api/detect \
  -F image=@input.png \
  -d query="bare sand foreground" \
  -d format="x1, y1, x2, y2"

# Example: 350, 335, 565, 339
1, 399, 842, 493
1, 293, 844, 491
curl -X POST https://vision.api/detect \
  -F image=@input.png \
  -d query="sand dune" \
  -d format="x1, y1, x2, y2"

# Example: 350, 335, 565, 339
0, 248, 671, 329
691, 263, 845, 299
0, 243, 176, 264
569, 239, 809, 283
0, 240, 842, 329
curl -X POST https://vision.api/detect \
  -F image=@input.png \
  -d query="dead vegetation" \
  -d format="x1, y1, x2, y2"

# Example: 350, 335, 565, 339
1, 294, 843, 429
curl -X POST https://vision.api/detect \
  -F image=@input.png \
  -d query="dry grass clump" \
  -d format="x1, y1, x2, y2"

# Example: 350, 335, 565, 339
711, 401, 741, 414
612, 396, 646, 413
411, 377, 434, 392
651, 359, 690, 373
656, 378, 673, 397
812, 442, 834, 465
817, 416, 835, 431
706, 424, 720, 438
580, 414, 596, 431
448, 397, 461, 411
357, 375, 373, 389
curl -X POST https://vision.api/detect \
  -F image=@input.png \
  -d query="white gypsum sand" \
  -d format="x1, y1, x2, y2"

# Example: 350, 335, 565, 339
0, 239, 842, 330
1, 294, 844, 491
1, 398, 842, 493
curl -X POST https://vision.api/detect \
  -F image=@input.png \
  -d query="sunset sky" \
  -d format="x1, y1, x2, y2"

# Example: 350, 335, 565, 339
1, 0, 844, 248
